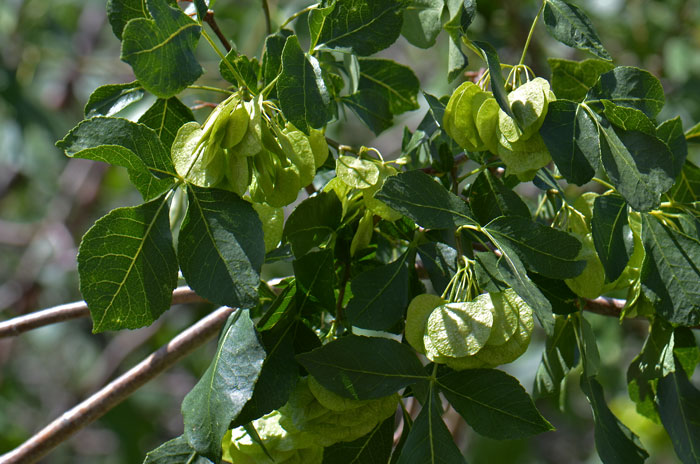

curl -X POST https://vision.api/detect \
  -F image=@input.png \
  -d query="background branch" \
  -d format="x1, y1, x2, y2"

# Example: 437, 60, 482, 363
0, 286, 207, 338
0, 306, 236, 464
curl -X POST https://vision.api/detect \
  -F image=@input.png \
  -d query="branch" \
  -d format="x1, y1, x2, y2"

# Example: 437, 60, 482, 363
0, 306, 236, 464
204, 10, 231, 52
0, 286, 207, 338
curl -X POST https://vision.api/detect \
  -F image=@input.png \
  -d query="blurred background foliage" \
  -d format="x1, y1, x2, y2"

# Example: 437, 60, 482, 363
0, 0, 698, 462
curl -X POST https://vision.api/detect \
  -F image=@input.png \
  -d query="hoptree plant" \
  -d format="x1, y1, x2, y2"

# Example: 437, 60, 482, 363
2, 0, 700, 463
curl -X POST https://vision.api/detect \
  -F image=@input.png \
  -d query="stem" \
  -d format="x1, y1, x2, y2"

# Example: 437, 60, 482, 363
590, 177, 615, 191
261, 0, 272, 35
187, 85, 234, 94
280, 3, 320, 28
202, 29, 248, 92
0, 286, 207, 338
204, 10, 231, 52
518, 0, 546, 66
261, 74, 280, 98
0, 306, 235, 464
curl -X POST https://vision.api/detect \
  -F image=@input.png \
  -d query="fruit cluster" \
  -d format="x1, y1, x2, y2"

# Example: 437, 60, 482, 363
405, 289, 533, 370
222, 377, 399, 464
172, 93, 328, 207
443, 77, 556, 180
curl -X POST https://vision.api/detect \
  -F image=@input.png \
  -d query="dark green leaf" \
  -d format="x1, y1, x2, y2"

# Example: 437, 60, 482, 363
579, 375, 649, 464
283, 191, 342, 257
534, 316, 578, 401
192, 0, 207, 21
107, 0, 150, 40
656, 116, 688, 179
138, 97, 195, 150
592, 194, 629, 282
686, 121, 700, 143
447, 36, 468, 83
121, 0, 202, 98
595, 115, 675, 212
401, 0, 443, 49
673, 328, 700, 378
417, 242, 458, 295
474, 250, 508, 293
77, 194, 178, 332
296, 335, 428, 399
346, 252, 410, 330
323, 415, 395, 464
529, 273, 579, 315
641, 214, 700, 326
468, 169, 531, 224
548, 58, 614, 102
395, 385, 466, 464
342, 90, 394, 135
668, 160, 700, 204
578, 315, 601, 375
294, 248, 336, 311
317, 0, 406, 56
178, 186, 265, 309
585, 66, 665, 118
308, 1, 337, 50
440, 369, 554, 439
443, 0, 470, 82
84, 81, 144, 117
539, 99, 599, 185
144, 435, 213, 464
376, 171, 477, 229
277, 35, 332, 134
543, 0, 611, 60
358, 58, 420, 114
484, 216, 585, 279
601, 101, 656, 134
182, 310, 266, 461
219, 49, 261, 91
657, 369, 700, 464
473, 40, 515, 120
261, 30, 293, 100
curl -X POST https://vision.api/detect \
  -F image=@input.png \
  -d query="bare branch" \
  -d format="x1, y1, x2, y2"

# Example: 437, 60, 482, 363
0, 306, 236, 464
204, 10, 231, 52
0, 286, 207, 338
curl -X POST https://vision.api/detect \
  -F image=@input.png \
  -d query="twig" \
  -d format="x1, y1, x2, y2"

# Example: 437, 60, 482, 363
261, 0, 272, 35
583, 296, 626, 318
204, 10, 231, 52
0, 306, 236, 464
0, 286, 207, 338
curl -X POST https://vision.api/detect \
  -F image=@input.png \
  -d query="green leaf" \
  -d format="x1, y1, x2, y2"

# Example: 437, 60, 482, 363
417, 242, 458, 295
345, 252, 410, 330
77, 194, 178, 332
261, 30, 293, 100
294, 249, 336, 311
656, 116, 688, 179
641, 214, 700, 326
468, 169, 531, 225
138, 97, 195, 150
84, 81, 144, 117
543, 0, 611, 60
534, 316, 578, 401
178, 186, 264, 309
473, 40, 515, 120
484, 216, 585, 279
143, 435, 213, 464
296, 335, 428, 400
376, 170, 477, 229
322, 415, 394, 464
121, 0, 202, 98
529, 273, 579, 316
539, 100, 599, 185
591, 194, 630, 282
548, 58, 615, 102
447, 35, 468, 83
686, 121, 700, 143
395, 385, 466, 464
439, 369, 554, 439
400, 0, 443, 49
668, 160, 700, 203
57, 117, 176, 199
595, 114, 675, 212
342, 90, 394, 135
316, 0, 406, 56
657, 369, 700, 464
601, 101, 656, 134
219, 49, 261, 91
673, 328, 700, 378
358, 58, 420, 114
283, 191, 342, 257
308, 1, 337, 50
107, 0, 150, 40
579, 375, 649, 464
585, 66, 665, 118
182, 310, 266, 462
277, 35, 332, 134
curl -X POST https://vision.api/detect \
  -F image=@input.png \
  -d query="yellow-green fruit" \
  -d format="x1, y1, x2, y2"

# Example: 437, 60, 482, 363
309, 128, 329, 168
485, 290, 519, 346
405, 293, 446, 354
336, 155, 380, 189
172, 122, 225, 187
229, 97, 263, 157
363, 163, 403, 221
443, 81, 489, 152
565, 213, 605, 299
503, 77, 552, 141
350, 210, 374, 257
266, 164, 301, 207
475, 96, 500, 154
280, 124, 316, 187
225, 153, 250, 196
252, 202, 284, 252
222, 102, 249, 149
496, 131, 551, 181
425, 301, 493, 359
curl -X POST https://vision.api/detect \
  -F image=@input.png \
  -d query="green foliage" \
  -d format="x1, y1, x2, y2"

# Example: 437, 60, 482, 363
38, 0, 700, 462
